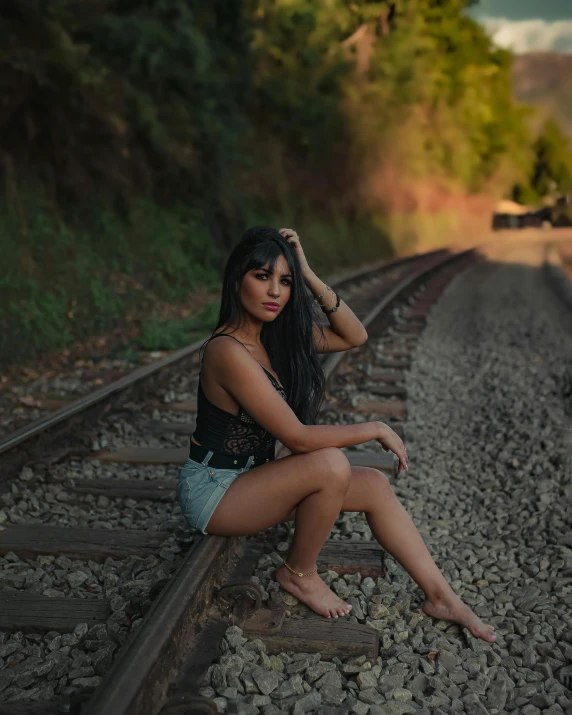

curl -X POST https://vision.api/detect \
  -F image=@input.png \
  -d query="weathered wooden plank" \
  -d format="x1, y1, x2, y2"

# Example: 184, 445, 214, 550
144, 420, 196, 435
18, 398, 76, 411
70, 478, 175, 501
368, 371, 405, 383
342, 400, 406, 420
89, 447, 188, 465
375, 360, 409, 370
318, 539, 384, 577
87, 447, 395, 472
0, 592, 111, 632
361, 384, 407, 399
0, 525, 170, 561
346, 450, 395, 473
0, 704, 61, 715
148, 399, 198, 413
167, 400, 198, 413
261, 617, 379, 659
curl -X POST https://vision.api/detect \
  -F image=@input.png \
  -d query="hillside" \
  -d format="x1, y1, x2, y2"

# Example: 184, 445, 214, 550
512, 52, 572, 136
0, 2, 551, 362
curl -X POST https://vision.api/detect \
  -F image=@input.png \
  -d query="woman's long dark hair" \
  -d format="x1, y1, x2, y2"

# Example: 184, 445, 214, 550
212, 225, 326, 425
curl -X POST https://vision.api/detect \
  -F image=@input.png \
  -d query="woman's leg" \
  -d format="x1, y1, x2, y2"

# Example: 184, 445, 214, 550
205, 447, 353, 618
286, 466, 496, 642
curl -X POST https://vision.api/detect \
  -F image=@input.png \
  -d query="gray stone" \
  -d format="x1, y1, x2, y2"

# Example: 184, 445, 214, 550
227, 701, 258, 715
252, 667, 281, 695
306, 662, 336, 683
462, 692, 490, 715
261, 705, 284, 715
466, 674, 490, 697
315, 670, 343, 691
225, 626, 248, 649
319, 683, 346, 706
292, 689, 322, 714
286, 655, 312, 674
66, 571, 89, 588
391, 688, 413, 702
407, 674, 429, 697
222, 654, 245, 678
356, 671, 378, 690
358, 688, 385, 705
368, 603, 389, 619
437, 650, 459, 672
271, 674, 305, 700
378, 673, 405, 694
69, 676, 102, 688
370, 704, 416, 715
246, 695, 271, 707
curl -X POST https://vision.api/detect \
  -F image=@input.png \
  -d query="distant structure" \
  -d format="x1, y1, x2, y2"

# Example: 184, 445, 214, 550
491, 198, 559, 230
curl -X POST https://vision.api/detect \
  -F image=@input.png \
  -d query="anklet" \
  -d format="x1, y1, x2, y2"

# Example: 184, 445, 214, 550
282, 560, 317, 577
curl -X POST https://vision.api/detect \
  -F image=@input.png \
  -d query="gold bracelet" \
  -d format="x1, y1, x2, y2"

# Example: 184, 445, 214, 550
282, 559, 317, 577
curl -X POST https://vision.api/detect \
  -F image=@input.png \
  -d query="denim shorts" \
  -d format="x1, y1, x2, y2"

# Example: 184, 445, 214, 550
176, 451, 255, 534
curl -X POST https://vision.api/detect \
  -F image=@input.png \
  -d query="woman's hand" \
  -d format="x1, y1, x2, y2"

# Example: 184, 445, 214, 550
278, 228, 311, 275
376, 422, 408, 475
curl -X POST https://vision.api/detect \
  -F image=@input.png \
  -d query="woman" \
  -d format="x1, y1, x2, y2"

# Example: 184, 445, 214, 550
177, 226, 496, 642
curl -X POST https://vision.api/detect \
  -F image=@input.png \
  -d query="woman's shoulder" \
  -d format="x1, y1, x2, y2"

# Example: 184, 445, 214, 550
202, 332, 250, 365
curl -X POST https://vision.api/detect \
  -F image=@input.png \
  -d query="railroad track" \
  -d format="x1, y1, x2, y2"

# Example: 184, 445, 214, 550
0, 247, 479, 715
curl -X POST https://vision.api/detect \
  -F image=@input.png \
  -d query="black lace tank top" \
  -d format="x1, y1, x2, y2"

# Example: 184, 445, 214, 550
191, 333, 288, 460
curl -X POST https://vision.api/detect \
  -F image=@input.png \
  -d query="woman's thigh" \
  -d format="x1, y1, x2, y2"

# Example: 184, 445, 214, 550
283, 466, 394, 522
205, 447, 348, 536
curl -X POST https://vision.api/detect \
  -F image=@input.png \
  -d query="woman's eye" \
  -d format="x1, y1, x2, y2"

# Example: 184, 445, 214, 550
256, 274, 291, 287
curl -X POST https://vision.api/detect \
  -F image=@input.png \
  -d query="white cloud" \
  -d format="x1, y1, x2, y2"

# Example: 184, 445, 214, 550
479, 16, 572, 53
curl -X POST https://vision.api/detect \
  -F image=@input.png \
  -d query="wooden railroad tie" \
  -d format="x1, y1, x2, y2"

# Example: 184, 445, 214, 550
317, 539, 384, 577
259, 617, 378, 659
0, 702, 62, 714
360, 383, 407, 399
144, 420, 196, 435
0, 525, 170, 561
87, 447, 397, 473
368, 370, 406, 383
0, 592, 111, 633
341, 400, 406, 421
374, 359, 409, 370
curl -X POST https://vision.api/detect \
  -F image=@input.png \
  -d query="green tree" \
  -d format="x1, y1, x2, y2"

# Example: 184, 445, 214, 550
531, 119, 572, 197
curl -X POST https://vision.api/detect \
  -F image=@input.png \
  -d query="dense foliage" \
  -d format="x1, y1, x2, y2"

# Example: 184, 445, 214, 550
1, 0, 569, 360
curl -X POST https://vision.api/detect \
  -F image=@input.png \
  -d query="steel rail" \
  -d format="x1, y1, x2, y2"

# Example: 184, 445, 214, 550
81, 248, 473, 715
323, 249, 473, 382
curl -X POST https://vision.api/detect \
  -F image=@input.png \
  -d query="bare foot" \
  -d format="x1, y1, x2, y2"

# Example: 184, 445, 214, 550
422, 593, 496, 643
276, 565, 352, 619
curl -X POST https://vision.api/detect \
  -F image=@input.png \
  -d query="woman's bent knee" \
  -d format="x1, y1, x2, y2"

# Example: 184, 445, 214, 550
314, 447, 351, 492
373, 469, 395, 497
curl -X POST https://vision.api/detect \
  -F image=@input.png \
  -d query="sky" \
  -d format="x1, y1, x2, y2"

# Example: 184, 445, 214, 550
468, 0, 572, 53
